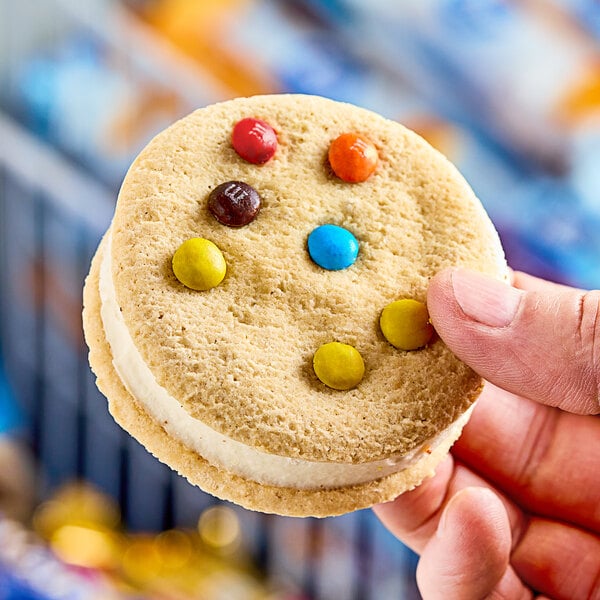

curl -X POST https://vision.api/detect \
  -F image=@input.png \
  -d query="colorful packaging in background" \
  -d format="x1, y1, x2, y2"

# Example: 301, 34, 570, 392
6, 0, 600, 287
2, 1, 600, 599
0, 517, 121, 600
0, 362, 23, 437
0, 483, 300, 600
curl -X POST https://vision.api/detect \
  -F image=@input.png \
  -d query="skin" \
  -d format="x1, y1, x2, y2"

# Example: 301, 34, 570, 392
373, 268, 600, 600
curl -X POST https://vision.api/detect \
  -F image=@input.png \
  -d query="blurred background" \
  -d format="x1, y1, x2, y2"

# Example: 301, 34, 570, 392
2, 0, 600, 598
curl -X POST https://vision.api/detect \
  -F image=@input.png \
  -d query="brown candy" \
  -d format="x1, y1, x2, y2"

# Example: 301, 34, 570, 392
208, 181, 261, 227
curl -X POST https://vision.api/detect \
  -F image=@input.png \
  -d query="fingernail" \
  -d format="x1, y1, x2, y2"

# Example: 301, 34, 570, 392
451, 269, 523, 327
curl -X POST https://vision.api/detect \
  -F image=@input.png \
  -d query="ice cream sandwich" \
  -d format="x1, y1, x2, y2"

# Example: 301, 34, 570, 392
83, 94, 506, 517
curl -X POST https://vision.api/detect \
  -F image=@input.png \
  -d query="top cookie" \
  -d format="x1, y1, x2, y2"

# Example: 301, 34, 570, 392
107, 94, 505, 468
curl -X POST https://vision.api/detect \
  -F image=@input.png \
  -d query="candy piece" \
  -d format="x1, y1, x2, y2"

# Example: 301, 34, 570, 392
380, 299, 434, 350
232, 117, 278, 164
313, 342, 365, 390
172, 238, 226, 291
328, 133, 378, 183
208, 181, 261, 227
307, 224, 359, 271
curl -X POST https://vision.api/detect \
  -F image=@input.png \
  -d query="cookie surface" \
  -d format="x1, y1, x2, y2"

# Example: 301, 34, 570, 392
83, 94, 506, 516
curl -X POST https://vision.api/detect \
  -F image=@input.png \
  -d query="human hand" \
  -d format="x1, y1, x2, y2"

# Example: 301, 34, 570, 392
374, 268, 600, 600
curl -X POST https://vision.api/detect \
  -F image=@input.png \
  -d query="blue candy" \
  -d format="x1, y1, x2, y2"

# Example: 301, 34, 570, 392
307, 224, 359, 270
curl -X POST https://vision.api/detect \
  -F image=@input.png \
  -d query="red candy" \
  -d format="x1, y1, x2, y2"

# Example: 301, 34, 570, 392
232, 117, 278, 164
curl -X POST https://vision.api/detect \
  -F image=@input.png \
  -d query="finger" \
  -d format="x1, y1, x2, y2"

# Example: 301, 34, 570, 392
374, 459, 526, 554
512, 517, 600, 600
449, 463, 526, 547
488, 567, 534, 600
427, 267, 600, 414
511, 270, 581, 294
373, 455, 454, 553
416, 487, 511, 600
453, 384, 600, 533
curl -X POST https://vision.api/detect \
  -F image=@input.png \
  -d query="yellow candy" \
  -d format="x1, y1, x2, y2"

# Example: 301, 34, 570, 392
313, 342, 365, 390
172, 238, 226, 291
380, 299, 434, 350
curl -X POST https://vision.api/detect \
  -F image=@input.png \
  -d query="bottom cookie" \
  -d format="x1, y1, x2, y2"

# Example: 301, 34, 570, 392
84, 238, 474, 517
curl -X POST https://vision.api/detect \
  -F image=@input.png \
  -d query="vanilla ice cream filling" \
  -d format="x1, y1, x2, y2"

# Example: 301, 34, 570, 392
99, 232, 468, 489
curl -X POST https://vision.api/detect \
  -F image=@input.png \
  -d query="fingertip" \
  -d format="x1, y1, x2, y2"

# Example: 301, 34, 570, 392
427, 268, 454, 304
426, 268, 458, 325
426, 268, 487, 359
428, 267, 521, 330
417, 487, 511, 599
438, 487, 511, 553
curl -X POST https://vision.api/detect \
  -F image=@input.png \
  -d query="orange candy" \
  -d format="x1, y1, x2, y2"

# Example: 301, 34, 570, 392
328, 133, 378, 183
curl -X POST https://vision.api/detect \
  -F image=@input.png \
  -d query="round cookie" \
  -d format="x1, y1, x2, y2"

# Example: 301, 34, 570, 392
83, 94, 507, 517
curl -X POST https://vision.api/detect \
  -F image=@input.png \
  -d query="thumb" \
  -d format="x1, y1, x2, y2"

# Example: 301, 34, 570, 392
416, 487, 511, 600
427, 268, 600, 415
